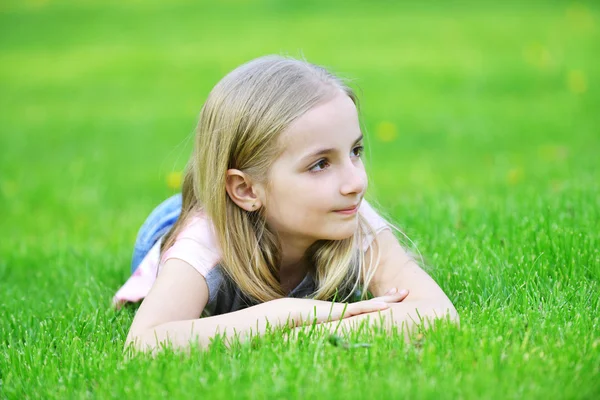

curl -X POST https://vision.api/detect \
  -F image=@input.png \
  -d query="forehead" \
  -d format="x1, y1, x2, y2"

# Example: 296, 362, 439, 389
278, 93, 361, 158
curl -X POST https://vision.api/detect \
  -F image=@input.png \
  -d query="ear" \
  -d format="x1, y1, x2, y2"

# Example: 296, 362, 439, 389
225, 169, 262, 212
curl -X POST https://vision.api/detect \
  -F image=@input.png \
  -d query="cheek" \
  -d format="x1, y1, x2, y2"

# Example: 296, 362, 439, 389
279, 175, 333, 205
280, 184, 332, 218
266, 177, 336, 228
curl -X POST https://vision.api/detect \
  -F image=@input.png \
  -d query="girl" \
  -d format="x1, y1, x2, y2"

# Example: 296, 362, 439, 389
115, 55, 458, 354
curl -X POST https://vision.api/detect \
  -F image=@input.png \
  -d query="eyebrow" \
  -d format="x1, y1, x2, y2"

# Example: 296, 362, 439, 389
300, 134, 364, 162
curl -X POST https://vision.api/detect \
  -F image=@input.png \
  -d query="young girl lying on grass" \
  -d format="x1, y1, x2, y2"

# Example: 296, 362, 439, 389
114, 55, 458, 354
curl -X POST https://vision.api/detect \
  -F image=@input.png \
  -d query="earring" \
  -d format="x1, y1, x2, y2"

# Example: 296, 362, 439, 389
251, 203, 256, 209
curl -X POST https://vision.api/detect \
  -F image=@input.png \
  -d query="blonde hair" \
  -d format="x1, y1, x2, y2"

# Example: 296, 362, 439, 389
161, 55, 389, 303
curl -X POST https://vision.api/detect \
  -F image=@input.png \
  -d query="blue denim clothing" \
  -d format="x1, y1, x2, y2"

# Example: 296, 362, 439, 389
131, 193, 182, 273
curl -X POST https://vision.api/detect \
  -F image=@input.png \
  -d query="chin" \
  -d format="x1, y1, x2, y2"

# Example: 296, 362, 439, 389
321, 223, 357, 241
328, 233, 355, 241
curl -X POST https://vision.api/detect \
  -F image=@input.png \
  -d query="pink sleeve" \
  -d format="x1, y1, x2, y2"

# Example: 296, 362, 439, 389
360, 200, 391, 251
112, 211, 222, 309
112, 239, 162, 307
160, 213, 222, 277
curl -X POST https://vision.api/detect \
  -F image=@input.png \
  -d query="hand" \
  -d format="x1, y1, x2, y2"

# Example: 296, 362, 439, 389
372, 287, 410, 302
295, 288, 409, 326
339, 288, 409, 319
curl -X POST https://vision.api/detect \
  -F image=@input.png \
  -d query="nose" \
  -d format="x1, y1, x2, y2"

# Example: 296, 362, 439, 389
339, 160, 367, 196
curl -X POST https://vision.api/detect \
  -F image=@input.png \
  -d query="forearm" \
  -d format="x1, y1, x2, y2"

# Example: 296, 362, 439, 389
290, 299, 459, 341
126, 298, 292, 354
125, 297, 345, 354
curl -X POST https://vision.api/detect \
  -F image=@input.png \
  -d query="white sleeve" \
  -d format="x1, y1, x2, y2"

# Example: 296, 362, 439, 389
359, 200, 391, 251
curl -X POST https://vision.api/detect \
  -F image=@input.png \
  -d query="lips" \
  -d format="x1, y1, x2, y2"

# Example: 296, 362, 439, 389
334, 204, 359, 212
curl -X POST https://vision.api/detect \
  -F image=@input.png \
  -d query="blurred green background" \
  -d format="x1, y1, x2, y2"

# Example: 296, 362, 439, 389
0, 0, 598, 397
2, 1, 597, 249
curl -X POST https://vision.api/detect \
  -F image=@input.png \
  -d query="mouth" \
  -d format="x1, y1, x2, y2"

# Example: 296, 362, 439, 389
333, 204, 359, 215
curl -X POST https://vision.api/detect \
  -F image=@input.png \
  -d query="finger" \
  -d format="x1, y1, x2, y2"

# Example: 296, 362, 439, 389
373, 289, 409, 303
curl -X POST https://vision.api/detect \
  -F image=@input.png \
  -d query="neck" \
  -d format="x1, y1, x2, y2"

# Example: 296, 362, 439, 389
278, 233, 314, 281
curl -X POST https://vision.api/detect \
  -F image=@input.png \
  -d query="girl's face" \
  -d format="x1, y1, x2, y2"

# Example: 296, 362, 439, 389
263, 92, 367, 242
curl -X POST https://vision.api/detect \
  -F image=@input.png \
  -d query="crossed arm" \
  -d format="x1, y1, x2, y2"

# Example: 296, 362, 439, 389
291, 299, 458, 341
290, 229, 459, 340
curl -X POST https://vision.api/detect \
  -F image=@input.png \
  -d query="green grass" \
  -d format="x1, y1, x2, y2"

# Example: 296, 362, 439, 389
1, 0, 599, 398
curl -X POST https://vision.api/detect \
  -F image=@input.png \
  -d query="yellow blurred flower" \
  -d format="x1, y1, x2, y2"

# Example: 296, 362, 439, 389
376, 121, 397, 142
507, 167, 524, 185
166, 171, 183, 190
567, 70, 587, 94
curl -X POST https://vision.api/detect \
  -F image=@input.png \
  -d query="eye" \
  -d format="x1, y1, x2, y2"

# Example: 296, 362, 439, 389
309, 159, 330, 173
352, 145, 364, 158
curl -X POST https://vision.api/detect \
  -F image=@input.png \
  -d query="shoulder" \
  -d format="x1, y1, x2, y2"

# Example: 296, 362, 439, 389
359, 199, 390, 231
173, 209, 221, 252
160, 209, 222, 277
365, 227, 450, 302
359, 199, 391, 251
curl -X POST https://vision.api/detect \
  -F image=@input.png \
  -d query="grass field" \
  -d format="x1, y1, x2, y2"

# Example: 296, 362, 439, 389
1, 0, 599, 398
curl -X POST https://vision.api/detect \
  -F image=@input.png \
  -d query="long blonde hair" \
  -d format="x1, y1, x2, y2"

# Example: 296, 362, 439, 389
161, 55, 387, 303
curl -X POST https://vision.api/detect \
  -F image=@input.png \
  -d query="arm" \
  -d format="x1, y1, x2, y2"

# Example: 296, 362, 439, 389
289, 229, 459, 339
124, 258, 291, 354
290, 299, 457, 342
125, 259, 392, 355
128, 296, 297, 355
